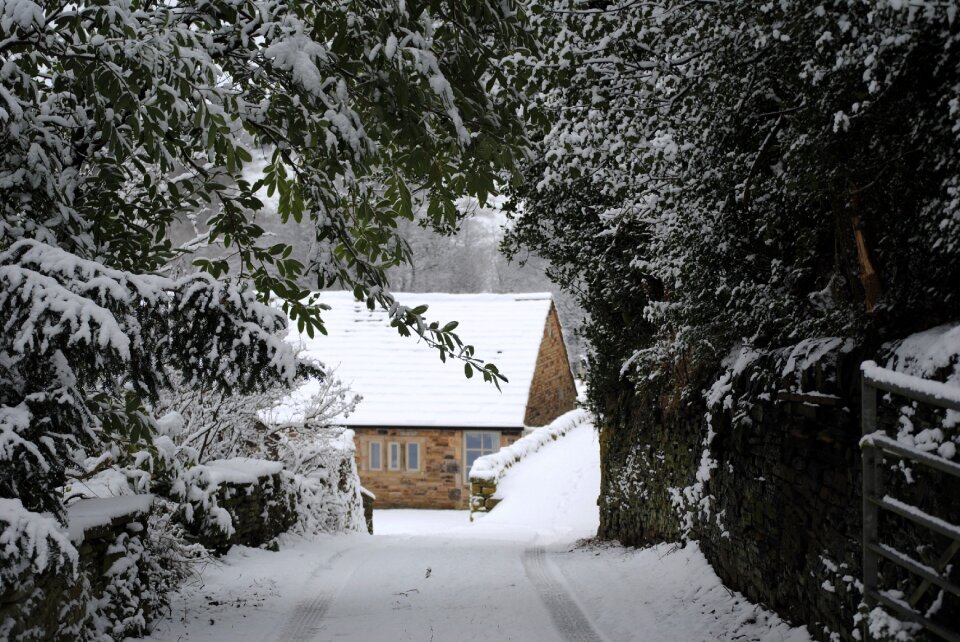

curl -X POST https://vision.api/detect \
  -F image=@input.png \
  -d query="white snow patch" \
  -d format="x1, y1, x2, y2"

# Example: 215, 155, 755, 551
66, 495, 154, 542
469, 408, 590, 483
190, 458, 284, 487
470, 419, 600, 543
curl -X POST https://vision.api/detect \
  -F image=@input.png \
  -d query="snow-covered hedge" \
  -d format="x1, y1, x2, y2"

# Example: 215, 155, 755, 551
286, 429, 366, 535
0, 497, 77, 579
469, 409, 591, 484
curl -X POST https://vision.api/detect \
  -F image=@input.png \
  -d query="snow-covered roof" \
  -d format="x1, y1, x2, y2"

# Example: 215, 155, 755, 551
270, 291, 557, 429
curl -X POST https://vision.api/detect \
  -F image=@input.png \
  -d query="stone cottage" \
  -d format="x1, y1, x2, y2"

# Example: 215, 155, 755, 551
273, 291, 578, 509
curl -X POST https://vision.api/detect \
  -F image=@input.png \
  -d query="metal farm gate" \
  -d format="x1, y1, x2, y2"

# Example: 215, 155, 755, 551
861, 361, 960, 642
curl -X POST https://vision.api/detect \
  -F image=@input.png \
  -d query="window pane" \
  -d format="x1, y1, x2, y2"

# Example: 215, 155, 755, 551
389, 443, 400, 469
466, 433, 481, 449
370, 443, 381, 469
482, 433, 497, 450
465, 450, 481, 471
407, 443, 419, 470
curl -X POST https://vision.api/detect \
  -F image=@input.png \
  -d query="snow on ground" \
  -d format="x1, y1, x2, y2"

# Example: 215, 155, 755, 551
470, 419, 601, 543
553, 541, 810, 642
136, 420, 812, 642
372, 508, 471, 536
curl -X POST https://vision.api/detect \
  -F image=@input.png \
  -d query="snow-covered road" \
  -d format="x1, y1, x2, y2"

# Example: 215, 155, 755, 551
139, 422, 812, 642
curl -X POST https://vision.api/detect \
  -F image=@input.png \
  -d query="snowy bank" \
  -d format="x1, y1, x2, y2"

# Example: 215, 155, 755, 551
469, 408, 591, 484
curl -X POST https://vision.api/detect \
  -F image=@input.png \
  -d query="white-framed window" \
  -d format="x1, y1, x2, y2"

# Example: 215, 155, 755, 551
388, 442, 401, 470
368, 441, 382, 471
406, 442, 420, 472
464, 431, 500, 481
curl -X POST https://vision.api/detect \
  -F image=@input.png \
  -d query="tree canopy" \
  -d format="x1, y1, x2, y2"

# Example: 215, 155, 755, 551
504, 0, 960, 392
0, 0, 530, 515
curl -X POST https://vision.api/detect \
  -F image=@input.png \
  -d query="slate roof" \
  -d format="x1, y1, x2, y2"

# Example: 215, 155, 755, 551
268, 291, 556, 429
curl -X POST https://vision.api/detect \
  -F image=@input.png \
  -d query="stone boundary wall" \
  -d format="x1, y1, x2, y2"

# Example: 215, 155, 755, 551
599, 343, 865, 639
598, 337, 960, 641
178, 458, 296, 552
469, 409, 590, 517
361, 487, 375, 534
697, 343, 865, 641
0, 496, 154, 641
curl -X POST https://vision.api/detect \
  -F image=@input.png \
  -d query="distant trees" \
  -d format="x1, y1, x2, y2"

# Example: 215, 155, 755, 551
1, 1, 529, 517
505, 0, 960, 392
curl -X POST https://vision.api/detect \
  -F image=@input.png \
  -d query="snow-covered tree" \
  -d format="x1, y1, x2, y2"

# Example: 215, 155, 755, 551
155, 362, 359, 465
506, 0, 960, 392
1, 0, 529, 517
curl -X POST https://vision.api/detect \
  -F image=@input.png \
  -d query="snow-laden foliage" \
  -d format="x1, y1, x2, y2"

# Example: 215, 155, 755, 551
68, 368, 365, 539
153, 367, 365, 535
283, 429, 367, 535
505, 0, 960, 391
0, 0, 528, 634
0, 239, 298, 516
2, 0, 529, 516
0, 497, 76, 577
155, 362, 359, 465
0, 0, 528, 381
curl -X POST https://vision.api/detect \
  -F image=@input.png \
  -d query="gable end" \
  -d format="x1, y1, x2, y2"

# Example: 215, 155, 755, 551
523, 303, 577, 426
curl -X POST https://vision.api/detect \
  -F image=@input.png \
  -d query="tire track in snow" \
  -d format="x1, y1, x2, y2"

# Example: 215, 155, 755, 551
523, 546, 605, 642
274, 549, 355, 642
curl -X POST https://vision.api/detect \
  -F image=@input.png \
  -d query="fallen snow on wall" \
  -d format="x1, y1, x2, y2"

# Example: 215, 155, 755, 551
884, 323, 960, 386
470, 418, 600, 542
65, 495, 154, 542
468, 408, 591, 484
187, 458, 285, 487
782, 337, 854, 380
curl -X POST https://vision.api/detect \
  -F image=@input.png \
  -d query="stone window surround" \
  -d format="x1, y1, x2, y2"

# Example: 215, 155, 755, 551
405, 442, 421, 472
365, 436, 423, 473
368, 441, 382, 470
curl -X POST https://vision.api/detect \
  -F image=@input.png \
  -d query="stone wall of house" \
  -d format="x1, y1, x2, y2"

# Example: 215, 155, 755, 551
525, 303, 578, 426
0, 498, 153, 641
353, 428, 521, 508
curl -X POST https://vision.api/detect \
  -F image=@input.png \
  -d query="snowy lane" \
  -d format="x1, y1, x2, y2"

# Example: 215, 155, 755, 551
523, 546, 605, 642
273, 549, 357, 642
304, 537, 562, 641
140, 422, 812, 642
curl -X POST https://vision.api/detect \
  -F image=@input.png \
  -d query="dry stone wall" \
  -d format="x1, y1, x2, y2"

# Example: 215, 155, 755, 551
179, 463, 296, 552
598, 340, 869, 641
0, 497, 154, 641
